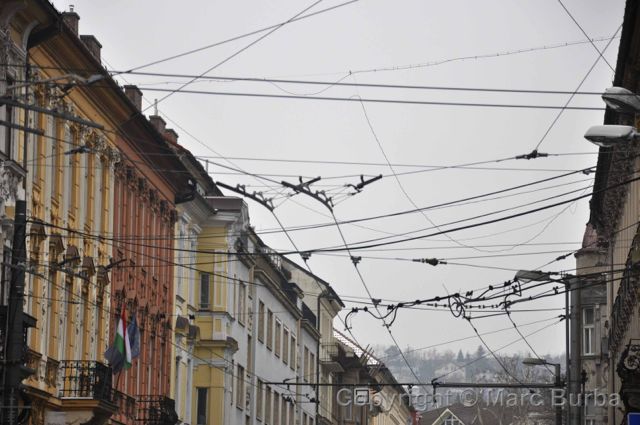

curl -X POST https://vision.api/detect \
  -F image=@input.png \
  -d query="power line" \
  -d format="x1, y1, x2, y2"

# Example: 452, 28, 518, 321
129, 86, 607, 110
534, 24, 622, 150
120, 0, 360, 73
76, 70, 631, 97
287, 173, 640, 254
144, 0, 327, 112
556, 0, 616, 72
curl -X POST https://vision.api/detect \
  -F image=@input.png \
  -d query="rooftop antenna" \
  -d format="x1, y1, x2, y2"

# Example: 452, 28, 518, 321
154, 99, 158, 116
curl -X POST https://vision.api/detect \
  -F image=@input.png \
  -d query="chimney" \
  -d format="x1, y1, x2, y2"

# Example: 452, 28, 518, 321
124, 85, 143, 111
149, 115, 166, 134
80, 35, 101, 62
61, 5, 80, 35
164, 129, 179, 145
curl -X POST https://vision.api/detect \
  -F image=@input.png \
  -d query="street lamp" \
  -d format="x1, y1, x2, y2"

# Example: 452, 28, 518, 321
583, 86, 640, 147
516, 270, 571, 425
523, 358, 563, 425
601, 86, 640, 113
584, 124, 638, 147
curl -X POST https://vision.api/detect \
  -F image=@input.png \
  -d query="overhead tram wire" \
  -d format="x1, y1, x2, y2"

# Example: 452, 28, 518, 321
28, 216, 636, 324
10, 63, 636, 99
276, 175, 428, 391
84, 70, 637, 97
142, 0, 328, 112
556, 0, 616, 72
354, 75, 522, 253
116, 0, 360, 74
2, 32, 617, 79
24, 168, 635, 261
129, 86, 607, 110
307, 179, 598, 253
534, 23, 622, 151
432, 318, 565, 385
281, 172, 640, 255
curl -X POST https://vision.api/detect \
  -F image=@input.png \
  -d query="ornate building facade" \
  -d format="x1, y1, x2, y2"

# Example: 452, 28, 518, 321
587, 0, 640, 423
1, 2, 120, 424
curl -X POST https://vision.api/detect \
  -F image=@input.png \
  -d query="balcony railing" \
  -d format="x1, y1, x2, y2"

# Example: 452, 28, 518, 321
136, 395, 178, 425
112, 390, 137, 420
320, 342, 339, 362
58, 360, 113, 402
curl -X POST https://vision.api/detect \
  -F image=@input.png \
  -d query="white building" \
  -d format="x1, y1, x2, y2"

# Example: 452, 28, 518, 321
193, 196, 320, 425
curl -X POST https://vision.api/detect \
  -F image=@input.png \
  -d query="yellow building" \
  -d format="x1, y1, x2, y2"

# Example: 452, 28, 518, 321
192, 196, 245, 425
170, 145, 224, 424
0, 3, 155, 424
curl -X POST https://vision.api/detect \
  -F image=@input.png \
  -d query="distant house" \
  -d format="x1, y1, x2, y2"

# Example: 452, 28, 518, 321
418, 403, 553, 425
433, 363, 465, 382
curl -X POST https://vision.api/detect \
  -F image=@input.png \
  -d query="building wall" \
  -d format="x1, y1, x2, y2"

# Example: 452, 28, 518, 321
170, 207, 201, 425
284, 261, 343, 425
108, 148, 177, 419
194, 209, 240, 425
0, 4, 134, 424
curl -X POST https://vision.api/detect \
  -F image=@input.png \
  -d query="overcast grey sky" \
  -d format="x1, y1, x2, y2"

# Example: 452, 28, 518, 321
52, 0, 625, 357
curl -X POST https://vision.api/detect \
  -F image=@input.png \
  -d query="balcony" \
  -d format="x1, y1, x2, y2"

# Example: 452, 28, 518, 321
112, 390, 137, 421
59, 360, 113, 401
136, 395, 178, 425
320, 341, 344, 373
57, 360, 117, 424
0, 306, 37, 380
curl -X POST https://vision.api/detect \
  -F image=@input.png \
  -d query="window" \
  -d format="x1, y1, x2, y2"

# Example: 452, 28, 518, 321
257, 379, 264, 421
248, 335, 253, 373
196, 388, 208, 425
1, 78, 14, 158
303, 412, 308, 425
174, 358, 181, 414
310, 353, 315, 383
237, 365, 245, 409
273, 392, 280, 425
583, 307, 595, 355
238, 283, 246, 325
275, 321, 282, 357
288, 402, 294, 425
444, 416, 461, 425
304, 347, 309, 382
265, 387, 272, 425
281, 396, 287, 425
50, 117, 59, 198
267, 310, 274, 350
290, 335, 296, 371
283, 328, 289, 365
258, 301, 265, 342
200, 273, 211, 309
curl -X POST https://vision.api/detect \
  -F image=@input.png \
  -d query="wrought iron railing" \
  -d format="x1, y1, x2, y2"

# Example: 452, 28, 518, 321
320, 341, 339, 362
112, 389, 137, 420
609, 267, 638, 354
136, 395, 178, 425
58, 360, 113, 402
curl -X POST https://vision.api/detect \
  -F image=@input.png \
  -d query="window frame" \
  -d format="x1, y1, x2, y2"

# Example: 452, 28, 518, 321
275, 320, 282, 358
583, 307, 595, 355
200, 272, 211, 310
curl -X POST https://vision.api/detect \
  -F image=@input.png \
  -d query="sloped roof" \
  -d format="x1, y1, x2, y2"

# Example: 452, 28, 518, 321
333, 328, 381, 366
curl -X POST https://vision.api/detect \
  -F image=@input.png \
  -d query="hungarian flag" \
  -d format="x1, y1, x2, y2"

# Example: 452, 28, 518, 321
105, 309, 132, 374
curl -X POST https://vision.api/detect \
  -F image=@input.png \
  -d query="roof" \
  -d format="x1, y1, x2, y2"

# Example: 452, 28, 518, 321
589, 0, 640, 231
333, 328, 381, 366
418, 403, 522, 425
282, 256, 345, 307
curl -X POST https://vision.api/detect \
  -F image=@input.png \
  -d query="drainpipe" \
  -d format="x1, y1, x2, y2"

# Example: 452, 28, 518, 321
608, 234, 615, 425
316, 290, 324, 421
